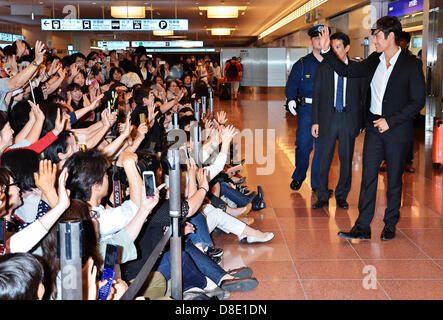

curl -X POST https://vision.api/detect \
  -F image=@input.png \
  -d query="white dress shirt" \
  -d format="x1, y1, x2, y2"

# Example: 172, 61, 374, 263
334, 57, 348, 108
91, 199, 139, 237
370, 47, 402, 115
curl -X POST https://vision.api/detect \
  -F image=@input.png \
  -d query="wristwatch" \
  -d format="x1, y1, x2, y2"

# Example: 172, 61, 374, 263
32, 61, 39, 67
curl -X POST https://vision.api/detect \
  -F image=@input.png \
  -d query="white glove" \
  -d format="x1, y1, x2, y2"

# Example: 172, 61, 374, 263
288, 100, 297, 116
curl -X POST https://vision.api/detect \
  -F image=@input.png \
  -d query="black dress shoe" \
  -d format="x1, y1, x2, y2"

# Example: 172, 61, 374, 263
257, 185, 264, 200
312, 200, 328, 209
247, 191, 257, 200
290, 180, 303, 191
337, 226, 371, 240
252, 199, 266, 211
336, 199, 349, 209
381, 226, 396, 241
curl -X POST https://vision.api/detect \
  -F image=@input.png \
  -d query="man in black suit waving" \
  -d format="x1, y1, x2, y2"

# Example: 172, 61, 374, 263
311, 32, 364, 210
318, 16, 426, 241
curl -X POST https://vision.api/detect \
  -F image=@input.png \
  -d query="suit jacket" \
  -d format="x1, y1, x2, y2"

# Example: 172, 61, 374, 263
321, 49, 426, 139
312, 59, 365, 138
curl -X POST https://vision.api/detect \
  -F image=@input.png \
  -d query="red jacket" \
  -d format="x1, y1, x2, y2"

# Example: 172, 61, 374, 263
1, 131, 58, 161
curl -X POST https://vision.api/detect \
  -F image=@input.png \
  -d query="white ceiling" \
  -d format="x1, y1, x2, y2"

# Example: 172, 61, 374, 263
0, 0, 307, 46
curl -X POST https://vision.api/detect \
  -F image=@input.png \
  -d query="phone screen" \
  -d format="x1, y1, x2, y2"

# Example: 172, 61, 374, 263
0, 218, 5, 246
103, 244, 117, 270
143, 171, 156, 198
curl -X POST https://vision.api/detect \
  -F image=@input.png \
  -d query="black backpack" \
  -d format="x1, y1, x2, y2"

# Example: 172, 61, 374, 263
226, 62, 239, 79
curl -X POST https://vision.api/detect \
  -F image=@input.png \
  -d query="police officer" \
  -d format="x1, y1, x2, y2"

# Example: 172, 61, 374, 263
287, 25, 329, 192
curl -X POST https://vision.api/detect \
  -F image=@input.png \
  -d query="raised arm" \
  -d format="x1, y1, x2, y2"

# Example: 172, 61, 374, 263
124, 184, 163, 241
7, 40, 46, 91
8, 168, 70, 253
319, 27, 375, 78
116, 151, 142, 209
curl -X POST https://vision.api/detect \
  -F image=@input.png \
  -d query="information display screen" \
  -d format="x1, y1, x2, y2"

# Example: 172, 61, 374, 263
41, 19, 188, 31
0, 33, 24, 42
131, 41, 204, 48
97, 41, 130, 50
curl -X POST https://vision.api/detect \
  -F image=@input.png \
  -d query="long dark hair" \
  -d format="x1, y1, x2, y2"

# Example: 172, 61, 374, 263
40, 199, 103, 299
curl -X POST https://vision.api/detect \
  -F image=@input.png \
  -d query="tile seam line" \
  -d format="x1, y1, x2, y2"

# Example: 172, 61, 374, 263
347, 239, 392, 300
397, 228, 443, 270
269, 204, 309, 300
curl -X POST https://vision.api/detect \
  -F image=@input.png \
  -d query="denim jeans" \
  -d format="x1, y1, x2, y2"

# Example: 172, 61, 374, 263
184, 240, 227, 286
219, 181, 251, 207
186, 212, 214, 251
156, 250, 207, 291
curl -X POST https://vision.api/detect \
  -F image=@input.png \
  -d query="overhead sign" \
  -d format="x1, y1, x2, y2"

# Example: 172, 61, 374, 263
97, 41, 130, 50
388, 0, 423, 17
131, 41, 204, 48
41, 19, 188, 31
0, 32, 25, 42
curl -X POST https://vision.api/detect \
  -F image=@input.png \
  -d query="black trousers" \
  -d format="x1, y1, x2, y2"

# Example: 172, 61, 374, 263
317, 112, 356, 202
355, 115, 412, 231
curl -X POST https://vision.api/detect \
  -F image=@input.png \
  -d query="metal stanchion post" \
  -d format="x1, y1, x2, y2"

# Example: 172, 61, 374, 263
208, 88, 214, 119
173, 112, 179, 130
58, 219, 83, 300
194, 101, 200, 122
201, 96, 207, 117
191, 121, 202, 167
168, 147, 182, 300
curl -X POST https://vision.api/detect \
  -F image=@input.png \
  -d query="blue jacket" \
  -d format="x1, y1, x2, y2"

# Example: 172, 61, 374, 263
285, 53, 321, 102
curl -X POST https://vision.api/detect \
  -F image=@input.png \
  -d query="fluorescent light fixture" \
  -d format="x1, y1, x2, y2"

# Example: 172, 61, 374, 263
199, 6, 247, 18
164, 35, 187, 39
145, 48, 216, 53
259, 0, 328, 39
402, 25, 423, 33
153, 30, 174, 36
111, 6, 146, 18
210, 28, 232, 36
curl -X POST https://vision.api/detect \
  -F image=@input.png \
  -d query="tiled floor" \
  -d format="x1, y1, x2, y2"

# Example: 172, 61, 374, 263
211, 90, 443, 300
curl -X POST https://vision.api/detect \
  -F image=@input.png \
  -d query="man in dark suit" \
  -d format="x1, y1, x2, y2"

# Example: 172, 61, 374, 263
318, 16, 426, 241
311, 32, 364, 210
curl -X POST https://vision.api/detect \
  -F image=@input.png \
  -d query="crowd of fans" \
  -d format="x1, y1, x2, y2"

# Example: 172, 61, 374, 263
0, 39, 270, 300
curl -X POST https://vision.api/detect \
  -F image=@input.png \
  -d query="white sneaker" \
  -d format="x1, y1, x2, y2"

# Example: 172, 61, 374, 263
246, 232, 274, 244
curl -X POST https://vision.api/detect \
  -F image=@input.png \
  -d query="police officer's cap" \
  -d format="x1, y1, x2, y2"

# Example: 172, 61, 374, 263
308, 25, 330, 38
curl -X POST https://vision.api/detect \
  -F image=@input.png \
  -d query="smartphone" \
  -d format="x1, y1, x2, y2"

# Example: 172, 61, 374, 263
0, 218, 6, 255
143, 171, 156, 199
159, 61, 166, 65
106, 56, 111, 62
139, 113, 146, 124
28, 80, 36, 104
98, 244, 118, 300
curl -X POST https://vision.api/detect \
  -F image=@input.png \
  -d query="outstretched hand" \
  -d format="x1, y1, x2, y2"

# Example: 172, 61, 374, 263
56, 167, 70, 212
34, 159, 57, 195
318, 26, 331, 52
52, 108, 69, 136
